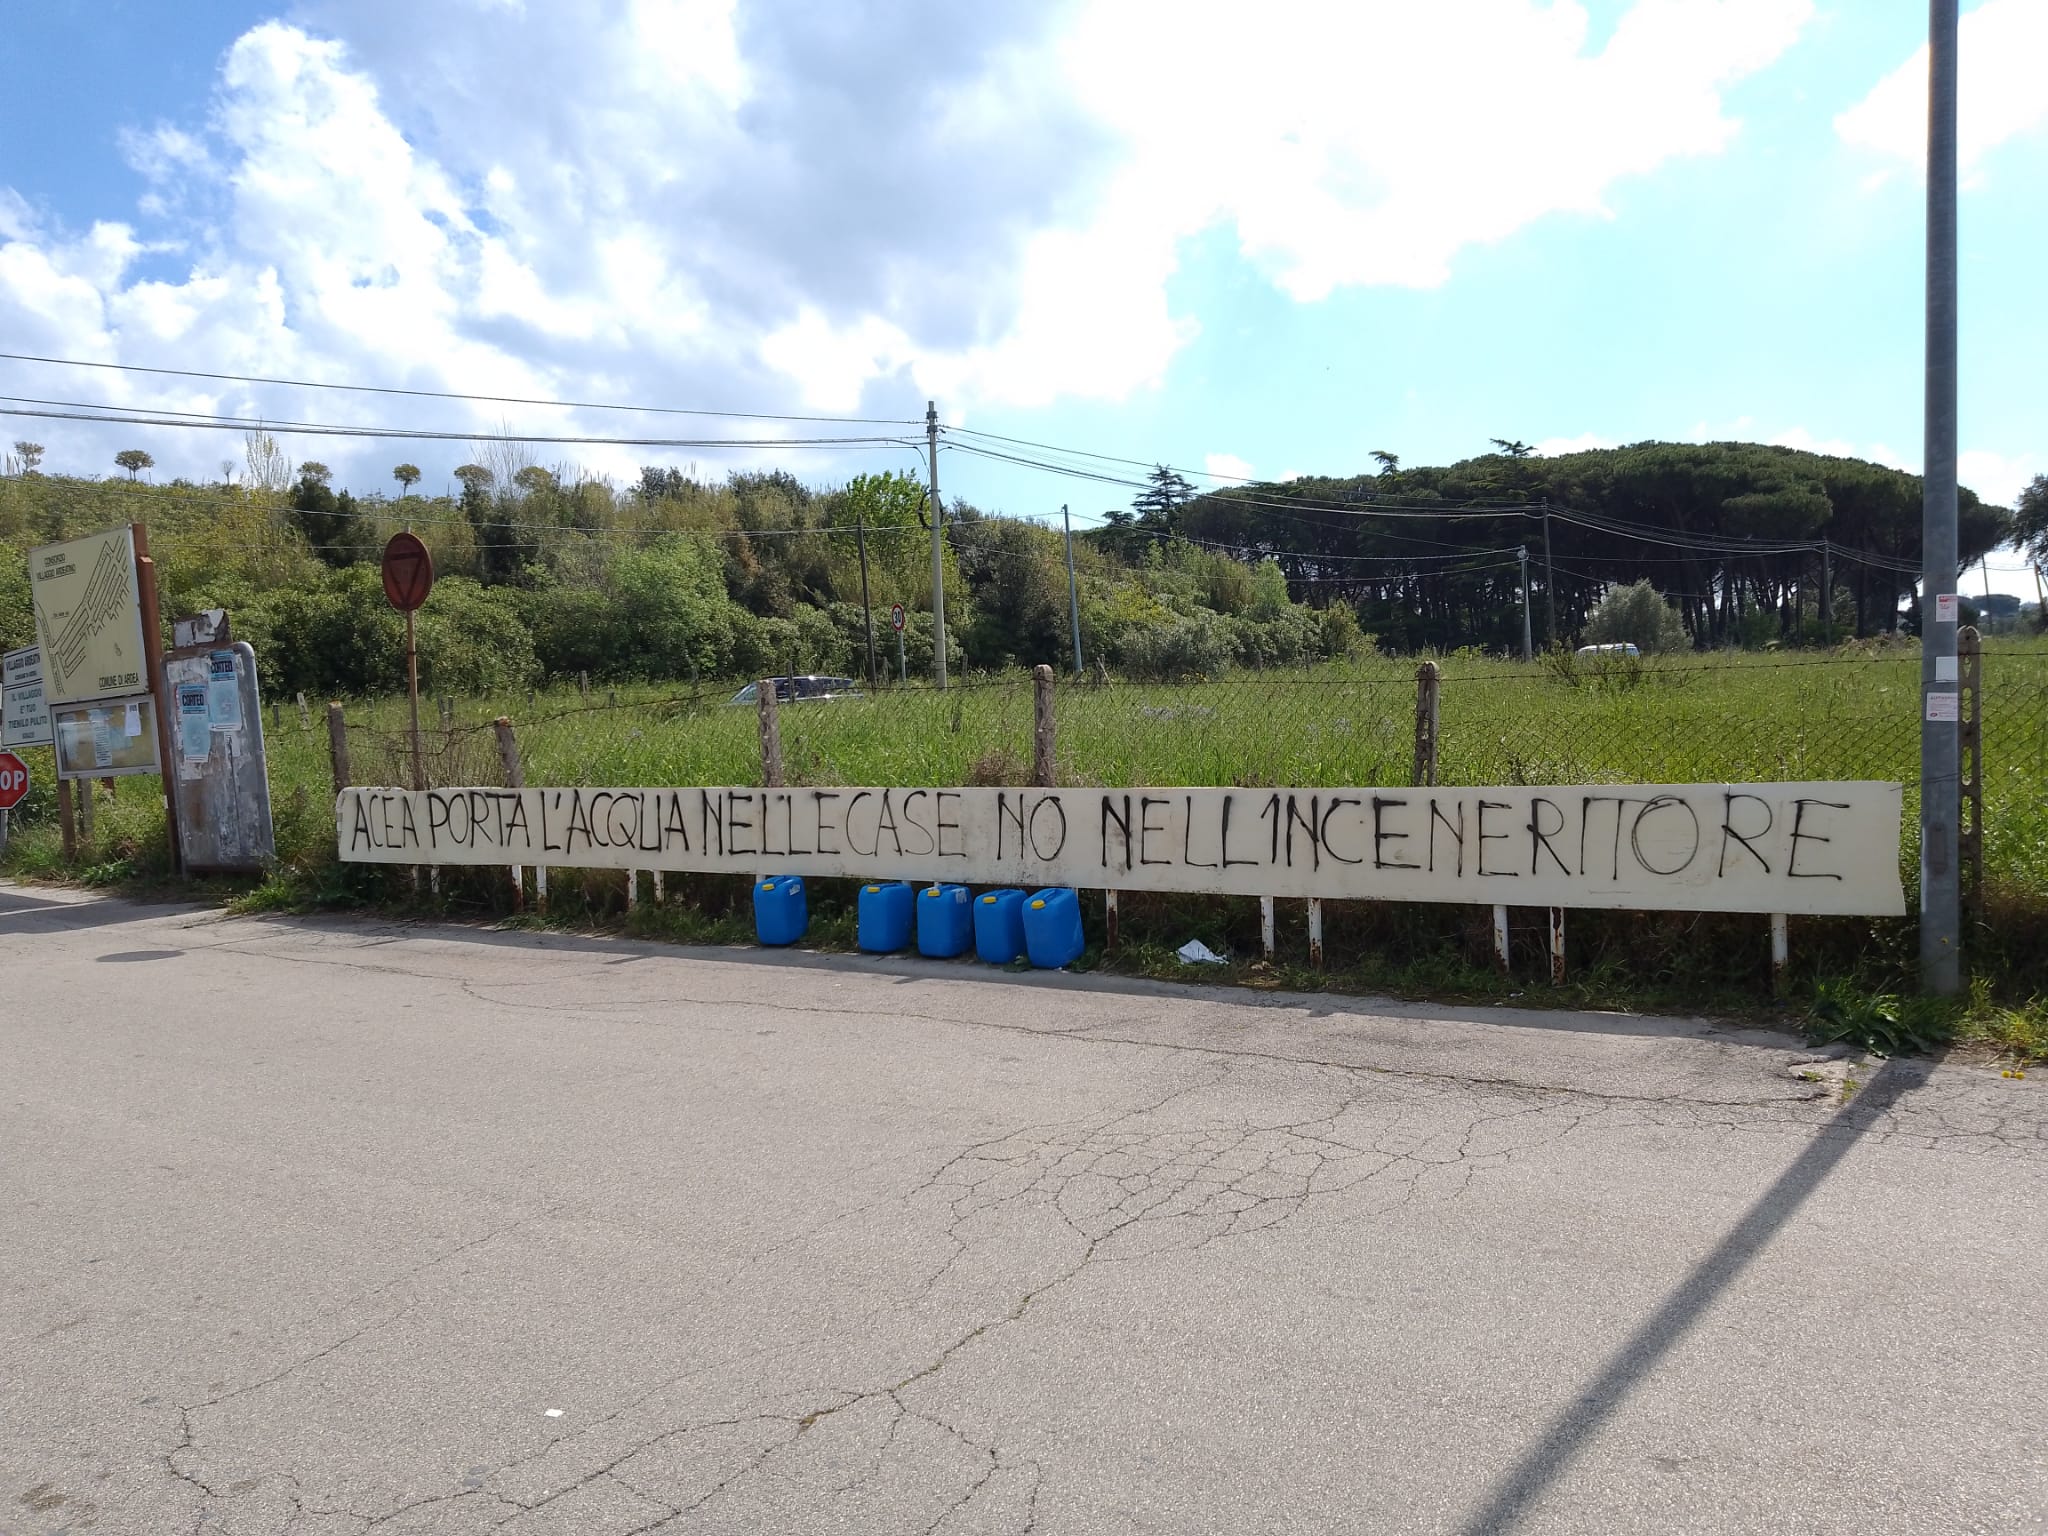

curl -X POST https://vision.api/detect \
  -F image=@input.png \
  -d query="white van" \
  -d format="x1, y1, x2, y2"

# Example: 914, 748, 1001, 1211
1574, 642, 1641, 658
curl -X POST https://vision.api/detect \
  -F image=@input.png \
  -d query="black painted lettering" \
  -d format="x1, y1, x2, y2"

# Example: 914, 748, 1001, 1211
726, 790, 755, 857
901, 790, 936, 857
785, 793, 812, 857
1220, 794, 1256, 868
398, 796, 420, 850
935, 792, 964, 858
1262, 793, 1282, 865
997, 792, 1023, 861
1102, 794, 1133, 873
1371, 796, 1418, 870
1476, 800, 1516, 876
351, 795, 372, 852
1428, 799, 1464, 876
1029, 796, 1067, 861
1139, 796, 1170, 866
1527, 797, 1570, 877
1629, 796, 1701, 877
1718, 793, 1773, 875
1182, 794, 1218, 868
1788, 798, 1849, 880
811, 791, 839, 855
1286, 794, 1321, 870
1321, 796, 1363, 865
845, 790, 876, 857
874, 790, 902, 857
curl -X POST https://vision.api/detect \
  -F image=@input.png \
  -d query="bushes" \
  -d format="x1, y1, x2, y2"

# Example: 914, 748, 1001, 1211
1585, 580, 1691, 654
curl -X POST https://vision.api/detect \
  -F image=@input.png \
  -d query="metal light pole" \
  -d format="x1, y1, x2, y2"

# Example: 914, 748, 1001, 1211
925, 400, 947, 689
1063, 504, 1083, 676
1920, 0, 1961, 995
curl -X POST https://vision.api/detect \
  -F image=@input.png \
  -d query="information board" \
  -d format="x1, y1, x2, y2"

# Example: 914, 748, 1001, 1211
30, 527, 148, 705
52, 695, 162, 780
2, 645, 53, 748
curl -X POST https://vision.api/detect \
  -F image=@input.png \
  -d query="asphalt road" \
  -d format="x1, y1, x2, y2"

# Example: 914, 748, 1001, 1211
3, 885, 2043, 1535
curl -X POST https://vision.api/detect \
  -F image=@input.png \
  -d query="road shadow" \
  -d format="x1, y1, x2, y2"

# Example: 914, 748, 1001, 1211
213, 904, 1806, 1054
0, 887, 206, 938
1453, 1054, 1927, 1534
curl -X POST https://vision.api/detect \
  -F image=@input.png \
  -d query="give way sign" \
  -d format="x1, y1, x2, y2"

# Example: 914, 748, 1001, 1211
0, 750, 29, 811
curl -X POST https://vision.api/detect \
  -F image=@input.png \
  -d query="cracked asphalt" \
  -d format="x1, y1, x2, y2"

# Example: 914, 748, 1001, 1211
3, 885, 2044, 1535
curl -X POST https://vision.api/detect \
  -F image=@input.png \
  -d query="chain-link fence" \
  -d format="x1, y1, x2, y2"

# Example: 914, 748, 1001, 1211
319, 645, 2048, 893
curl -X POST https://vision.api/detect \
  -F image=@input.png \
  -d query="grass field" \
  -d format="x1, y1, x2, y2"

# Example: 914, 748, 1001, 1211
7, 639, 2046, 1027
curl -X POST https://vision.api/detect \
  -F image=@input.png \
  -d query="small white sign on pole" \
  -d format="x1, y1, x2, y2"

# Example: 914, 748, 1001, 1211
1, 645, 54, 749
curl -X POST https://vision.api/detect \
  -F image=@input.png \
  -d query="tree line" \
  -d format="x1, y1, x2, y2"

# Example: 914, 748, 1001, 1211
0, 434, 2033, 700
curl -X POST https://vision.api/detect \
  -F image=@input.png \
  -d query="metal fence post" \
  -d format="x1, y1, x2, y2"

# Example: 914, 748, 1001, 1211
1414, 661, 1440, 787
494, 716, 526, 909
758, 678, 784, 788
58, 778, 76, 864
1032, 665, 1056, 787
1959, 624, 1983, 919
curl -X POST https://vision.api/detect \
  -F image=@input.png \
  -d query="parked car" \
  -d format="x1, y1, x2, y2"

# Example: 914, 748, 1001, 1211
1573, 642, 1641, 658
727, 675, 864, 706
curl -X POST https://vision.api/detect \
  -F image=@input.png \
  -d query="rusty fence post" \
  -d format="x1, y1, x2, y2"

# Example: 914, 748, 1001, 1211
1958, 625, 1983, 920
494, 716, 526, 910
758, 678, 784, 788
1032, 665, 1056, 787
1548, 907, 1565, 986
327, 703, 350, 798
1492, 904, 1510, 976
1413, 660, 1441, 788
1770, 912, 1789, 995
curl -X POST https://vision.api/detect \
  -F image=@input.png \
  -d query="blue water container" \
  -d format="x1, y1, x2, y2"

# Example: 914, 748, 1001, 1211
973, 889, 1028, 965
754, 875, 807, 946
917, 883, 973, 958
858, 881, 916, 953
1023, 888, 1085, 969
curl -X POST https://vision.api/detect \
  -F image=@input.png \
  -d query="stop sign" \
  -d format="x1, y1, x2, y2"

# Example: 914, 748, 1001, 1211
0, 750, 28, 811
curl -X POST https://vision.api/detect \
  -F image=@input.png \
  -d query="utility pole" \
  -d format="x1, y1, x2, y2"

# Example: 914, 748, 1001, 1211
1518, 545, 1533, 662
855, 513, 877, 690
1820, 537, 1833, 634
1541, 505, 1556, 646
1921, 0, 1961, 996
925, 400, 947, 689
1063, 504, 1083, 676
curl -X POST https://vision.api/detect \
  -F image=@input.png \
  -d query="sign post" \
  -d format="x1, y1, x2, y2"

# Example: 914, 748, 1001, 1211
381, 533, 435, 792
891, 603, 907, 686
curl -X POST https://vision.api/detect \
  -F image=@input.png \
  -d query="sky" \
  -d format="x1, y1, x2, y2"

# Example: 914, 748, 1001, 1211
1, 0, 2043, 595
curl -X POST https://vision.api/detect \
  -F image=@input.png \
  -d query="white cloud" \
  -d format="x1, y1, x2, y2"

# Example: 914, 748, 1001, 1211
1203, 452, 1255, 482
1835, 0, 2048, 178
1957, 449, 2038, 507
0, 1, 1816, 485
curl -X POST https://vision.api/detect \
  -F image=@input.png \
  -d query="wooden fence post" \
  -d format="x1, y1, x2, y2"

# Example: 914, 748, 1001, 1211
758, 678, 784, 788
1413, 660, 1441, 787
494, 716, 526, 909
296, 691, 310, 730
1032, 665, 1056, 787
327, 703, 350, 798
1959, 624, 1983, 919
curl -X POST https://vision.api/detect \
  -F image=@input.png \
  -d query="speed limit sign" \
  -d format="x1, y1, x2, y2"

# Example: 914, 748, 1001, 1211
890, 604, 906, 633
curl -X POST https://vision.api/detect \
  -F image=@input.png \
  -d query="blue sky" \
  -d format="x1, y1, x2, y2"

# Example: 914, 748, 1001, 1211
1, 1, 2043, 594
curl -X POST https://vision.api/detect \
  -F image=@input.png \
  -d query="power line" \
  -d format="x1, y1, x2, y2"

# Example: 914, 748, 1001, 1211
0, 351, 919, 427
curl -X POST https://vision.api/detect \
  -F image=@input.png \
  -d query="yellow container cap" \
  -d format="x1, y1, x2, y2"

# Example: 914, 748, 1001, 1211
761, 882, 775, 891
1030, 899, 1045, 909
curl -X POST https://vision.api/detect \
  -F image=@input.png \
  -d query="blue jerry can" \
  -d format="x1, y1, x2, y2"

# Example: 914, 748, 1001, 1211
857, 881, 916, 953
1023, 888, 1084, 969
973, 889, 1028, 965
917, 883, 973, 958
754, 875, 807, 946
